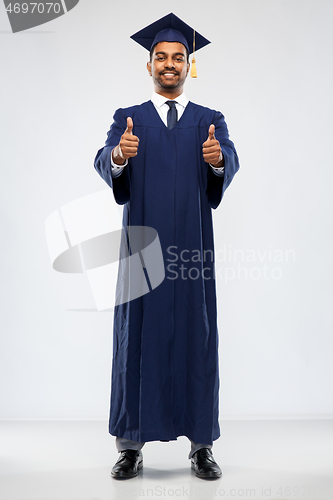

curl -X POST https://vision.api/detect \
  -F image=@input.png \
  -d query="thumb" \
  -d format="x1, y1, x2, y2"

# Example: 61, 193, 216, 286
208, 124, 215, 140
126, 116, 133, 134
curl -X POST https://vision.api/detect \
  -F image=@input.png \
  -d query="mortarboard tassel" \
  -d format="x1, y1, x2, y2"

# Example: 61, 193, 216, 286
191, 57, 197, 78
191, 30, 197, 78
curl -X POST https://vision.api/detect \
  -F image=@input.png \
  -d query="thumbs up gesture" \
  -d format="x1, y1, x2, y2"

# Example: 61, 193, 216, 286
202, 124, 224, 167
112, 117, 140, 165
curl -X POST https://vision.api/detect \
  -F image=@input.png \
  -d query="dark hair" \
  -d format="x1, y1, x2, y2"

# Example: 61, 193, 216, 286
149, 42, 189, 62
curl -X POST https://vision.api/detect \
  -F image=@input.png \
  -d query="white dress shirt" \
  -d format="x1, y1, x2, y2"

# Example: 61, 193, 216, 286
110, 92, 225, 177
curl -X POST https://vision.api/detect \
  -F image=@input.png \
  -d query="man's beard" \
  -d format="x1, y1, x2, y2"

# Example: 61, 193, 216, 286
153, 71, 183, 89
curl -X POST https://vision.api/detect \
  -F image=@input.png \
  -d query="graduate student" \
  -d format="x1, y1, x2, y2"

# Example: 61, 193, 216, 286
94, 13, 240, 480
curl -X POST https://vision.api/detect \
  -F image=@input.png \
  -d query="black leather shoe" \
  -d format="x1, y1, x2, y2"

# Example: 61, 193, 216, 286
191, 448, 222, 479
111, 449, 143, 479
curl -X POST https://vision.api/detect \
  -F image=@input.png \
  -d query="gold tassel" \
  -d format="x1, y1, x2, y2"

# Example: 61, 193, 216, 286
191, 57, 197, 78
191, 30, 197, 78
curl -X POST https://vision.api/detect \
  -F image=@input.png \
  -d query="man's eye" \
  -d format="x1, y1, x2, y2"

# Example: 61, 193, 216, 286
175, 58, 183, 62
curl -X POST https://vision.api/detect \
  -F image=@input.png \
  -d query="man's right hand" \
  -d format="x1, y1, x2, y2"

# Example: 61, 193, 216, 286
112, 117, 139, 165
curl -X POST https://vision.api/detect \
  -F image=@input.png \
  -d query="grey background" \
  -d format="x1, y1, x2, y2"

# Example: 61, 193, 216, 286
1, 0, 332, 419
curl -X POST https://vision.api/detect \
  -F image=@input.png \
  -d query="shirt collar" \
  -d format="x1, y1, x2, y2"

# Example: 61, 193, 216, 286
151, 91, 189, 109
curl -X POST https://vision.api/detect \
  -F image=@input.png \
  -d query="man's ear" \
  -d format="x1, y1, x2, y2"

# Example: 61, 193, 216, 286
147, 61, 152, 76
186, 62, 190, 75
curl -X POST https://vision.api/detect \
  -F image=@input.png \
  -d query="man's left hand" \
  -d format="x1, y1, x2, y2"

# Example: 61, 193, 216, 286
202, 124, 224, 167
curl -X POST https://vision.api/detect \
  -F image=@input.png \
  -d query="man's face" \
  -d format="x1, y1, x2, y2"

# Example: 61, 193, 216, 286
147, 42, 190, 94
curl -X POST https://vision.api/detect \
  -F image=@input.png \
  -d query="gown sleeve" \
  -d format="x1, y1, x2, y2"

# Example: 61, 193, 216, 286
206, 111, 240, 209
94, 108, 131, 205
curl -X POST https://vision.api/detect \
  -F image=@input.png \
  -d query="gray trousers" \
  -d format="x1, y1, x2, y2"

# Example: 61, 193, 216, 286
115, 437, 212, 460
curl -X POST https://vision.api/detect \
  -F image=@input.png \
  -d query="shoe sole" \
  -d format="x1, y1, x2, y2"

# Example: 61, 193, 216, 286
111, 460, 143, 479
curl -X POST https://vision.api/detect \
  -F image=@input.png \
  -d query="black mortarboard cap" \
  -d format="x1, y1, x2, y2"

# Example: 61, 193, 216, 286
130, 12, 210, 55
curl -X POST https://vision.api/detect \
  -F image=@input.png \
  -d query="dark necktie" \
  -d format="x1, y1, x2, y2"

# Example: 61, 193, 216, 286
166, 100, 178, 129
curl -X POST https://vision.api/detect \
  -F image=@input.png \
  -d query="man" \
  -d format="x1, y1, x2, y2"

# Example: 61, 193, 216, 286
94, 13, 240, 480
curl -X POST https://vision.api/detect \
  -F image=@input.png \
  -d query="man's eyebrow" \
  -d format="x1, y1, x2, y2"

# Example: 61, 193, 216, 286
154, 51, 185, 57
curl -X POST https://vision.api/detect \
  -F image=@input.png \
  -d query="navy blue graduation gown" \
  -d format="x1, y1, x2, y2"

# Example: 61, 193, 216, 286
94, 100, 239, 445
